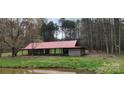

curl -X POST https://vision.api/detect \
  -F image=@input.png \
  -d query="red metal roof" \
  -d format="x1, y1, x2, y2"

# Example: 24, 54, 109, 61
23, 40, 77, 49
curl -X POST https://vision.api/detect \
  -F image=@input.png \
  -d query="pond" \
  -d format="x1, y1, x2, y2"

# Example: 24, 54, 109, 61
0, 68, 96, 74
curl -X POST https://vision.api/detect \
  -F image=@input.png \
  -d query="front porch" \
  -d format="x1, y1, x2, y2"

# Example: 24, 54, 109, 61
26, 48, 85, 56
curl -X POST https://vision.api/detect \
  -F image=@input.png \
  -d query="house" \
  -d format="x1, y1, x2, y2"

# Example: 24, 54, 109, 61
22, 40, 85, 56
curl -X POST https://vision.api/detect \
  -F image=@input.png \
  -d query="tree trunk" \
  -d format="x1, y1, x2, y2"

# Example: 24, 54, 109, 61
103, 19, 109, 55
89, 19, 93, 51
0, 45, 1, 57
118, 19, 121, 55
12, 47, 17, 57
114, 18, 121, 55
110, 19, 114, 54
0, 50, 1, 57
105, 35, 109, 55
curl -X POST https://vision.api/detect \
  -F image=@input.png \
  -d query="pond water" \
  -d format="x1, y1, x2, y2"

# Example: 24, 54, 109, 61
0, 68, 96, 74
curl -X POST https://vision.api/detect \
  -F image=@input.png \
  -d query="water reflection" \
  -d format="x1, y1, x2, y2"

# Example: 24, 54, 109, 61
0, 68, 96, 74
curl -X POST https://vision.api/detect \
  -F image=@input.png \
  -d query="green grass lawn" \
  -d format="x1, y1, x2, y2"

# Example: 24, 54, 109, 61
0, 54, 124, 73
2, 50, 28, 57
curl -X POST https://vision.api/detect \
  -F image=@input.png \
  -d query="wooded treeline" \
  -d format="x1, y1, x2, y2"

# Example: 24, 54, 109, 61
79, 18, 124, 55
0, 18, 124, 57
41, 18, 124, 55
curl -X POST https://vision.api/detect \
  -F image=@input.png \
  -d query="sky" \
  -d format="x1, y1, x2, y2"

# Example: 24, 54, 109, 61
47, 18, 80, 25
47, 18, 59, 24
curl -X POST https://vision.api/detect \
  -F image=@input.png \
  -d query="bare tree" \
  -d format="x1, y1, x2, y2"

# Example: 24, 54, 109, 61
0, 18, 43, 57
78, 18, 123, 55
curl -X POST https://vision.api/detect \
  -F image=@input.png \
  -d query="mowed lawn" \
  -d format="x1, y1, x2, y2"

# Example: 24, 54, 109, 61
1, 50, 28, 57
0, 54, 124, 73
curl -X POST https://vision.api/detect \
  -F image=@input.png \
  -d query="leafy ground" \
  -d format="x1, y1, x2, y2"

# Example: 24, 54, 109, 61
0, 54, 124, 73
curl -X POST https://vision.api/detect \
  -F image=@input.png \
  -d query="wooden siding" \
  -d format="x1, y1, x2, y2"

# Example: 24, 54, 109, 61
69, 49, 81, 56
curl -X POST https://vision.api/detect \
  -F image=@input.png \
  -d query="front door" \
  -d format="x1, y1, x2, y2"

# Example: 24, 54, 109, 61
63, 49, 68, 56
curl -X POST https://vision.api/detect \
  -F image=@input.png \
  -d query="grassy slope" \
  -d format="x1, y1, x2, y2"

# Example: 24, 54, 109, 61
95, 55, 124, 73
0, 56, 105, 70
0, 54, 124, 73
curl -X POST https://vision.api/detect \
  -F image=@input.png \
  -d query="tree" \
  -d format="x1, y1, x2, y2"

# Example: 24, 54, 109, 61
0, 38, 2, 57
41, 20, 58, 41
78, 18, 123, 55
59, 18, 76, 40
0, 18, 43, 57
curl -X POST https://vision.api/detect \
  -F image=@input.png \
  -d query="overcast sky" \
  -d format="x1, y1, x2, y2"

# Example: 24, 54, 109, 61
47, 18, 80, 25
47, 18, 59, 24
